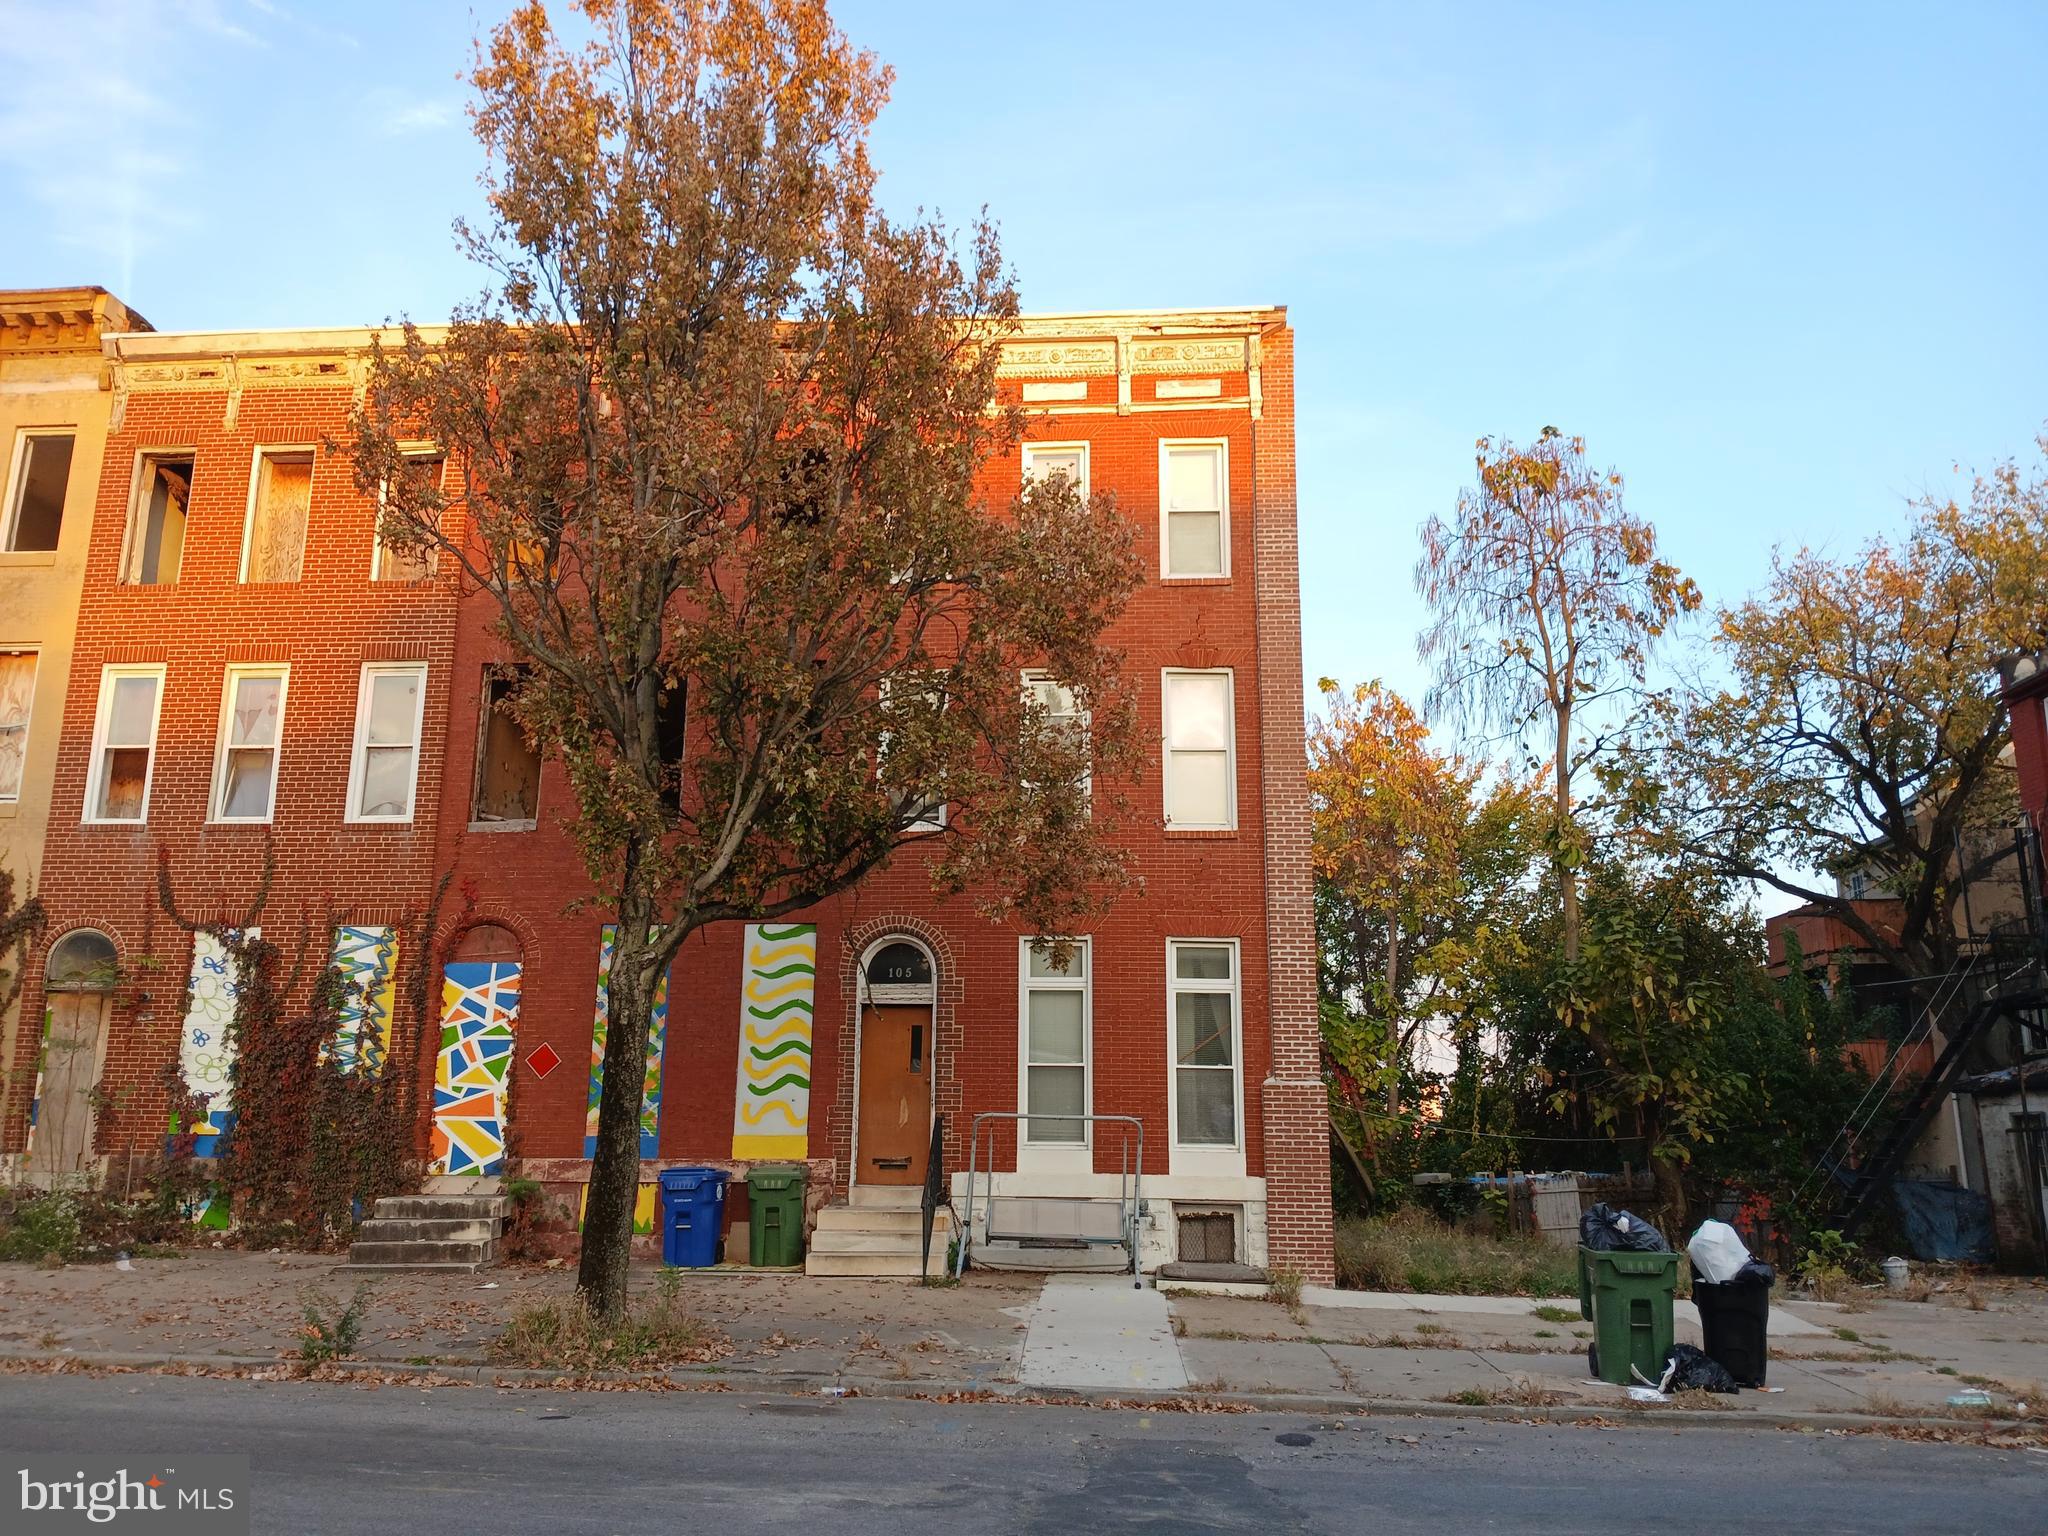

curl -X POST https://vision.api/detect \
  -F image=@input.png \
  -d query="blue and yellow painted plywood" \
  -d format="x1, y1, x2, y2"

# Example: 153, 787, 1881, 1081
325, 925, 398, 1076
175, 929, 255, 1155
731, 923, 816, 1160
432, 961, 521, 1177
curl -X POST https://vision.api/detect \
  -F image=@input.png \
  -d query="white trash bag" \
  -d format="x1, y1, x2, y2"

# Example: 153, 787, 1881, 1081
1687, 1219, 1752, 1285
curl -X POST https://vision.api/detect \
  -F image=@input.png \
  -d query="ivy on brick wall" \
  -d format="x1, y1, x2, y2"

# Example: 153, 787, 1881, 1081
154, 845, 450, 1247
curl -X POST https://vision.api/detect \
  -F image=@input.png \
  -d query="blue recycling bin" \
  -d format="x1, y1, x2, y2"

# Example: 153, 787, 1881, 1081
658, 1166, 729, 1267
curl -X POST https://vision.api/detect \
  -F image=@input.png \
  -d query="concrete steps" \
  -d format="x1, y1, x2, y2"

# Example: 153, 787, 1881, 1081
343, 1179, 509, 1272
970, 1241, 1131, 1274
805, 1201, 954, 1279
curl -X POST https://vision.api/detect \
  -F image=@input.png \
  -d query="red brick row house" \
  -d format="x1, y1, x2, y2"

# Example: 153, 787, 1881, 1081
2, 307, 1333, 1283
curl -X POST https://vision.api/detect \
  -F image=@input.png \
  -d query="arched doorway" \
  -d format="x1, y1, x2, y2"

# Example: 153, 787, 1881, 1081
855, 938, 936, 1188
432, 923, 522, 1178
25, 930, 118, 1185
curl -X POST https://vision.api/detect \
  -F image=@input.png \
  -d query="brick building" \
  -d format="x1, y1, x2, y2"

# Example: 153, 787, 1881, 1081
5, 307, 1333, 1284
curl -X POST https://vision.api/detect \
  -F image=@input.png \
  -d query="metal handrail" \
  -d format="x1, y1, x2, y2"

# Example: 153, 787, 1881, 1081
919, 1113, 949, 1282
956, 1111, 1146, 1289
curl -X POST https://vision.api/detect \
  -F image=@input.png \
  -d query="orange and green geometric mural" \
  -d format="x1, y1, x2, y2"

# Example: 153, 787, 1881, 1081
432, 961, 521, 1177
731, 923, 816, 1160
325, 924, 398, 1076
584, 925, 668, 1158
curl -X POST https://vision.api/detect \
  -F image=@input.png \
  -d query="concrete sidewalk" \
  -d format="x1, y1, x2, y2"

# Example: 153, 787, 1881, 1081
2, 1250, 2043, 1427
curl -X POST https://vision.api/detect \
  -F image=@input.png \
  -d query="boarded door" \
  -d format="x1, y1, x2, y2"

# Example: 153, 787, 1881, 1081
432, 961, 522, 1177
25, 993, 110, 1184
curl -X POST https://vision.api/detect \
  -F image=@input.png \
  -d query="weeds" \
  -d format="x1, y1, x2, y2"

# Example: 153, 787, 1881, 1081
1335, 1211, 1577, 1297
298, 1283, 373, 1364
1443, 1380, 1564, 1408
1265, 1268, 1305, 1309
1532, 1304, 1577, 1323
490, 1271, 731, 1371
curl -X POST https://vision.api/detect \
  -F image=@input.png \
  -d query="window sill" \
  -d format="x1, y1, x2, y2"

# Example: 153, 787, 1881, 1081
1163, 825, 1238, 838
467, 819, 538, 834
1159, 573, 1231, 586
0, 550, 59, 569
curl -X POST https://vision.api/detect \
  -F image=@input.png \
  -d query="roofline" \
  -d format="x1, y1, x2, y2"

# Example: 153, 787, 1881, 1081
103, 305, 1288, 364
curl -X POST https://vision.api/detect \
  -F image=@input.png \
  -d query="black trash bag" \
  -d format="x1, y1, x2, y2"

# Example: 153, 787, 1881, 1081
1662, 1342, 1739, 1394
1579, 1202, 1670, 1253
1733, 1258, 1776, 1288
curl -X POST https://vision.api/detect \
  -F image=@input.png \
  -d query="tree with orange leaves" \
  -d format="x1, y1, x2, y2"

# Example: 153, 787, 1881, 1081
351, 0, 1141, 1315
1308, 679, 1538, 1141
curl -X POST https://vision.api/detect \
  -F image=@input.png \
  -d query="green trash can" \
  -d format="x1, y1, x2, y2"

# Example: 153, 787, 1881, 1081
1581, 1247, 1679, 1386
746, 1164, 807, 1267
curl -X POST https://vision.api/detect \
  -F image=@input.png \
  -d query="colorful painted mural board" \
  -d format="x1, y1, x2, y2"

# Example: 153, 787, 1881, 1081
731, 923, 816, 1160
324, 925, 399, 1076
577, 1181, 657, 1235
175, 929, 256, 1156
431, 962, 521, 1177
584, 926, 669, 1158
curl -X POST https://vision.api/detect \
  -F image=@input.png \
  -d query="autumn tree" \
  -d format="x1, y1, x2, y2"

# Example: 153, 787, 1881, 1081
1416, 427, 1699, 960
1653, 439, 2048, 996
1308, 678, 1536, 1111
351, 0, 1141, 1315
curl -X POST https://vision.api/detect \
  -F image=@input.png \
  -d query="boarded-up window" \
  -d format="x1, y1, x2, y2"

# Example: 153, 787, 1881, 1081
5, 431, 75, 552
0, 651, 35, 801
126, 455, 191, 585
376, 452, 442, 581
245, 451, 312, 583
472, 667, 540, 825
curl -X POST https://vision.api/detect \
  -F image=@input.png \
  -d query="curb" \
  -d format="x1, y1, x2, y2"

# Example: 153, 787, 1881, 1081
0, 1349, 2026, 1436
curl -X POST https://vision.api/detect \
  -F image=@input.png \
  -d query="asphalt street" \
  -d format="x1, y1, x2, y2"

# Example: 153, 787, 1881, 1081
0, 1374, 2038, 1535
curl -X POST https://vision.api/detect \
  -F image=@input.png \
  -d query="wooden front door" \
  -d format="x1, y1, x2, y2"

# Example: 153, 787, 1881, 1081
857, 1004, 931, 1186
25, 993, 110, 1184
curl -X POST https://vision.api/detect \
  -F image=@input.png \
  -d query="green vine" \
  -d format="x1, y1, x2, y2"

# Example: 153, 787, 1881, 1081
151, 847, 453, 1248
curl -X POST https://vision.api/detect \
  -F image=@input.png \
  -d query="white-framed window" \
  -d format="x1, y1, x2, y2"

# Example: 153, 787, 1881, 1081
1022, 441, 1089, 498
83, 664, 165, 823
1167, 939, 1240, 1151
1020, 937, 1090, 1147
122, 451, 193, 585
208, 666, 289, 822
345, 662, 427, 822
879, 672, 947, 833
374, 448, 444, 582
0, 649, 38, 801
1160, 439, 1228, 578
1021, 669, 1090, 803
240, 447, 314, 584
1162, 668, 1235, 830
3, 429, 76, 553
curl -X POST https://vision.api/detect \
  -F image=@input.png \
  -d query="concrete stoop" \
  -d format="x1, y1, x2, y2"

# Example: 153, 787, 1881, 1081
804, 1190, 955, 1278
343, 1176, 509, 1272
968, 1242, 1131, 1275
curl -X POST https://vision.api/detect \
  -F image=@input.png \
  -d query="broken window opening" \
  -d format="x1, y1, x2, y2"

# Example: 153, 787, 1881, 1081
5, 431, 75, 553
127, 455, 192, 585
472, 666, 541, 827
376, 452, 443, 581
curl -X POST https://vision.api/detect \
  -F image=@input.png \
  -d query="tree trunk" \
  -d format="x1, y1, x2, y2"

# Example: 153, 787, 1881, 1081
1384, 912, 1403, 1115
577, 869, 663, 1319
1555, 700, 1580, 962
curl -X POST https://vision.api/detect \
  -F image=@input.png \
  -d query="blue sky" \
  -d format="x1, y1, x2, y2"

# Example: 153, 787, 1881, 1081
4, 0, 2044, 721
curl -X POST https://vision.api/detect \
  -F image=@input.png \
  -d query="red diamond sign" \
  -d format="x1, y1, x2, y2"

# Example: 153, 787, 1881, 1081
526, 1043, 561, 1079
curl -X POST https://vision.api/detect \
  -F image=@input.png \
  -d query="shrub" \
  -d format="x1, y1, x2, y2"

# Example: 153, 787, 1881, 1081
298, 1283, 374, 1363
1334, 1210, 1578, 1297
0, 1189, 84, 1262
